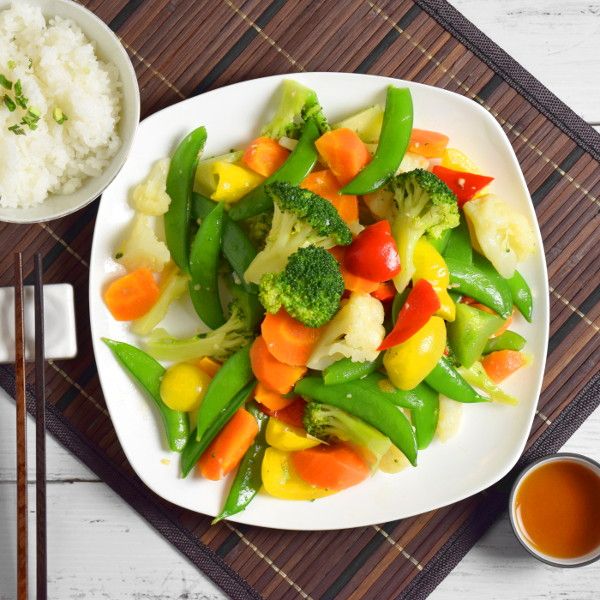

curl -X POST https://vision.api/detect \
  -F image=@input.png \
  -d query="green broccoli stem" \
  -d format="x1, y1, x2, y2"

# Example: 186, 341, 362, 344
392, 216, 421, 292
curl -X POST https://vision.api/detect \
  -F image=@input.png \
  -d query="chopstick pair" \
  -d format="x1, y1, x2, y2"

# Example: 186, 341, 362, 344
14, 253, 47, 600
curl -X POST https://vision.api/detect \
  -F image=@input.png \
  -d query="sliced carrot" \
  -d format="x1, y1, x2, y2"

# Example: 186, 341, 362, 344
481, 350, 528, 383
328, 246, 379, 293
460, 295, 476, 305
301, 169, 359, 224
371, 281, 396, 302
250, 336, 307, 395
291, 444, 370, 491
196, 356, 221, 377
255, 381, 295, 411
261, 309, 322, 367
243, 136, 290, 177
104, 268, 160, 321
260, 397, 307, 428
315, 128, 371, 186
471, 303, 513, 337
408, 129, 449, 158
198, 409, 259, 480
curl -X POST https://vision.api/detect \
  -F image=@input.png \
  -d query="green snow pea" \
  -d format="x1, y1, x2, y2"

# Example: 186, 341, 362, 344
165, 126, 207, 272
196, 344, 254, 441
322, 354, 383, 386
427, 228, 451, 255
191, 193, 257, 293
295, 375, 418, 465
341, 87, 413, 195
506, 270, 533, 322
483, 330, 526, 354
102, 339, 189, 452
410, 383, 439, 450
443, 216, 472, 264
424, 356, 489, 403
229, 119, 320, 221
447, 302, 505, 367
189, 202, 225, 329
445, 257, 513, 318
181, 380, 255, 477
212, 401, 268, 524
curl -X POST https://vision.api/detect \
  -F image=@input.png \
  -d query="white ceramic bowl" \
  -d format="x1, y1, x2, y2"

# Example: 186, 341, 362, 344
89, 72, 550, 530
0, 0, 139, 223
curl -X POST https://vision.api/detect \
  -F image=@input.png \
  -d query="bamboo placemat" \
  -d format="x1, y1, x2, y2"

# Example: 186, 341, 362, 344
2, 1, 600, 598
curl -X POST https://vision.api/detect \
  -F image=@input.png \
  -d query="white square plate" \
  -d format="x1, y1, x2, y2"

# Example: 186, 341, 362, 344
89, 73, 549, 530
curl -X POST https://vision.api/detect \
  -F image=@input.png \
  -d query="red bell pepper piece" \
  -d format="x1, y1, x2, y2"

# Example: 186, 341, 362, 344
378, 279, 441, 350
259, 397, 306, 428
344, 220, 401, 282
432, 165, 494, 207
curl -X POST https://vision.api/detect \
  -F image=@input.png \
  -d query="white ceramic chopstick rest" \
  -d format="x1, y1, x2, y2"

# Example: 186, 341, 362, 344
0, 283, 77, 362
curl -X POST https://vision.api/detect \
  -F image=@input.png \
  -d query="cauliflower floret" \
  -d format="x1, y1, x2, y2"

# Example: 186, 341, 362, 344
463, 194, 535, 278
117, 214, 170, 273
436, 395, 462, 442
132, 159, 171, 216
307, 292, 385, 370
363, 189, 394, 221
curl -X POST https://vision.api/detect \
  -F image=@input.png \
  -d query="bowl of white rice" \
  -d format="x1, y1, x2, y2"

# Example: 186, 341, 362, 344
0, 0, 139, 223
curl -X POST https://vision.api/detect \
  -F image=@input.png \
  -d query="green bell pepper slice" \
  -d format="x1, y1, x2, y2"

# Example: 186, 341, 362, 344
341, 86, 413, 195
102, 339, 189, 452
443, 216, 472, 264
229, 119, 320, 221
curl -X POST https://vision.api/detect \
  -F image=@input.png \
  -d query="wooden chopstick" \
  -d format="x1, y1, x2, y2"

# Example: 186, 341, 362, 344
14, 252, 27, 600
34, 253, 47, 600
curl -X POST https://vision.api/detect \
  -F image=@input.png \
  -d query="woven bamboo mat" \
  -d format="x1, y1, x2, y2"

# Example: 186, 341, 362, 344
1, 1, 600, 598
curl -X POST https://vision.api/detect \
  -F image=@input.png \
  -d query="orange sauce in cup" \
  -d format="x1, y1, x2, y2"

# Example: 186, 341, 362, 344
514, 460, 600, 558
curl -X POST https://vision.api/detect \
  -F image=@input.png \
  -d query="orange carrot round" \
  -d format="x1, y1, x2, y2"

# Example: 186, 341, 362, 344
301, 169, 359, 224
243, 136, 290, 177
261, 309, 322, 367
408, 129, 449, 158
315, 128, 371, 186
103, 268, 160, 321
481, 350, 528, 383
291, 444, 370, 490
254, 381, 296, 411
198, 409, 259, 480
250, 336, 307, 395
371, 281, 396, 302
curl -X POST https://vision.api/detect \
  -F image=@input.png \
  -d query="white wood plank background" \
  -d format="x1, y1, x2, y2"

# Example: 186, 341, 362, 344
1, 1, 600, 597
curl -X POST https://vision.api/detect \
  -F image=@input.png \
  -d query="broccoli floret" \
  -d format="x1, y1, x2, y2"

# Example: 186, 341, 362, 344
391, 169, 459, 291
244, 182, 352, 284
262, 80, 330, 139
304, 402, 391, 469
145, 285, 262, 362
240, 211, 273, 251
259, 246, 344, 327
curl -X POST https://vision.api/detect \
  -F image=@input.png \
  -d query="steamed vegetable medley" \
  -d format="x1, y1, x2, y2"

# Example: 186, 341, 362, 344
102, 80, 537, 521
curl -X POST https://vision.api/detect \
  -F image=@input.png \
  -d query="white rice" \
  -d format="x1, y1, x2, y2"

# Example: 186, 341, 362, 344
0, 3, 121, 208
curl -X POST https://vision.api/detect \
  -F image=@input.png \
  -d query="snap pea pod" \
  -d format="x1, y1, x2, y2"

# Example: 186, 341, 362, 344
445, 257, 512, 318
196, 344, 254, 440
295, 375, 418, 465
483, 330, 526, 354
189, 202, 225, 329
228, 119, 320, 221
322, 354, 383, 385
165, 126, 207, 273
102, 339, 189, 452
443, 217, 472, 264
181, 380, 255, 477
341, 87, 413, 195
410, 383, 439, 450
424, 356, 489, 403
505, 270, 533, 322
191, 193, 257, 293
212, 402, 268, 524
427, 228, 451, 255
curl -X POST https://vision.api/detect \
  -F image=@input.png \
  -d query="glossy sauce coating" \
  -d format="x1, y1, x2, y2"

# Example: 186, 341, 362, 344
515, 460, 600, 559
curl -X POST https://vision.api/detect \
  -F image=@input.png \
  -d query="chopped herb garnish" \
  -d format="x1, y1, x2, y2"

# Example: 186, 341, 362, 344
114, 252, 123, 260
8, 123, 25, 135
3, 95, 16, 111
7, 60, 16, 70
14, 79, 27, 109
27, 58, 32, 69
53, 107, 68, 124
0, 74, 12, 90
